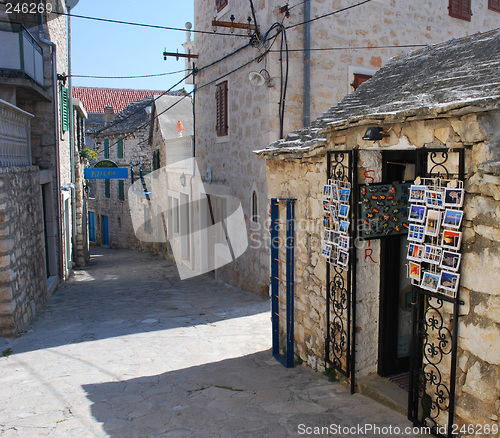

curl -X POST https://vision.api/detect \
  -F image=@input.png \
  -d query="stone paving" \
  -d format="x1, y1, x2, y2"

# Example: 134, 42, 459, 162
0, 248, 428, 437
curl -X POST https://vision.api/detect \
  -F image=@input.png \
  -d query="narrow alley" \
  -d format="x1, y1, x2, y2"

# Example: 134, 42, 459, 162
1, 248, 426, 437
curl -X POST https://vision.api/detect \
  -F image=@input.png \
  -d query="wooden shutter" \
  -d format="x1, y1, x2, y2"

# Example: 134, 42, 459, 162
351, 73, 372, 91
449, 0, 471, 21
216, 81, 228, 137
117, 138, 123, 158
104, 139, 109, 159
489, 0, 500, 12
118, 181, 124, 201
104, 180, 110, 198
216, 0, 228, 13
60, 86, 70, 133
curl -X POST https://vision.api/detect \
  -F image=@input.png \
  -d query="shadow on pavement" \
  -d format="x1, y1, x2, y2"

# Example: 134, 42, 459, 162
0, 247, 269, 356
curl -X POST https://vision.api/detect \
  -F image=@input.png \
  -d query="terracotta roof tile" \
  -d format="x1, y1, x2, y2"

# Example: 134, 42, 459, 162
72, 87, 180, 114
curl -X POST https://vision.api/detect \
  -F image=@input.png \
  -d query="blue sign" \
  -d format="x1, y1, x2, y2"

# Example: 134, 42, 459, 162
84, 168, 129, 179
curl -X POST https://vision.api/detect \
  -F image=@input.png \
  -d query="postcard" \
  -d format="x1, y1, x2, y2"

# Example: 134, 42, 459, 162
409, 185, 426, 203
441, 229, 462, 250
337, 250, 349, 267
444, 188, 464, 208
408, 204, 426, 223
339, 203, 350, 218
407, 243, 424, 261
422, 244, 443, 265
439, 250, 461, 272
425, 190, 444, 209
408, 224, 425, 242
425, 209, 441, 237
338, 235, 350, 250
339, 220, 350, 234
339, 188, 351, 203
442, 209, 463, 229
330, 183, 339, 202
321, 243, 332, 259
408, 261, 421, 282
439, 270, 460, 293
323, 184, 331, 199
420, 271, 440, 292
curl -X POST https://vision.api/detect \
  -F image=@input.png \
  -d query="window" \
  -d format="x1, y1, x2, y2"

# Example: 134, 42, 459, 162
104, 139, 109, 159
60, 86, 70, 133
118, 180, 124, 200
104, 179, 110, 198
117, 138, 123, 158
489, 0, 500, 12
251, 190, 258, 222
152, 150, 160, 170
449, 0, 471, 21
216, 0, 228, 13
351, 73, 372, 91
215, 81, 228, 137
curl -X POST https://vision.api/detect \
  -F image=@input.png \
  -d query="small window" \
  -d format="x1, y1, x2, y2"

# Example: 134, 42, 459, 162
351, 73, 372, 91
216, 0, 228, 13
118, 180, 124, 201
449, 0, 471, 21
104, 179, 110, 198
104, 139, 109, 159
117, 138, 123, 158
216, 81, 228, 137
489, 0, 500, 12
251, 191, 258, 222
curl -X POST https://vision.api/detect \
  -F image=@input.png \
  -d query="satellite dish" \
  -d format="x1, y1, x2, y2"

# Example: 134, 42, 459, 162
248, 71, 265, 87
66, 0, 79, 9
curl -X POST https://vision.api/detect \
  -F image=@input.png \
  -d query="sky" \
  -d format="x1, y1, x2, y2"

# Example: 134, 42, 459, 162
71, 0, 194, 92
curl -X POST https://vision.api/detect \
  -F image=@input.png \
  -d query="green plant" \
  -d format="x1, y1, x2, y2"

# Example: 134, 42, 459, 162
323, 367, 338, 382
2, 348, 12, 358
80, 148, 98, 161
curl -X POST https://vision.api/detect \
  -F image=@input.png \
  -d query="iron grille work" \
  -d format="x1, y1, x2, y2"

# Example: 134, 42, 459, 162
325, 151, 357, 393
270, 198, 295, 368
408, 148, 465, 438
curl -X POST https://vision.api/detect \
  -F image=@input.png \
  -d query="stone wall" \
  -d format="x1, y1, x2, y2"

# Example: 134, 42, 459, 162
264, 108, 500, 431
89, 128, 151, 249
193, 0, 500, 298
0, 167, 48, 337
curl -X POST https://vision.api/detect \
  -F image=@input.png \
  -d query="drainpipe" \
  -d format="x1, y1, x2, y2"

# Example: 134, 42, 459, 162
303, 0, 311, 127
38, 15, 64, 280
67, 7, 77, 269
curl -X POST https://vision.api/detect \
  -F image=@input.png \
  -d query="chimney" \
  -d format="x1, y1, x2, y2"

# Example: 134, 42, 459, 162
104, 105, 114, 124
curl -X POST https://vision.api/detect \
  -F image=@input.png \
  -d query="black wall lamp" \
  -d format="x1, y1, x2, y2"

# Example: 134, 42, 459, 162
362, 127, 389, 141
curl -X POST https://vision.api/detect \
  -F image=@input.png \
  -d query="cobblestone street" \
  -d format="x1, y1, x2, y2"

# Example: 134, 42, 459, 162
0, 248, 426, 437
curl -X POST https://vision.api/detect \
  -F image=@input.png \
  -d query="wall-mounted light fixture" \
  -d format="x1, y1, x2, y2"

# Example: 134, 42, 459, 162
362, 127, 389, 141
248, 69, 273, 87
180, 172, 186, 187
205, 168, 213, 184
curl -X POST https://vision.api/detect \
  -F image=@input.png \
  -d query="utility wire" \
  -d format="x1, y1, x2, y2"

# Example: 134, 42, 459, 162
286, 0, 373, 30
69, 69, 190, 79
53, 11, 249, 37
270, 43, 428, 52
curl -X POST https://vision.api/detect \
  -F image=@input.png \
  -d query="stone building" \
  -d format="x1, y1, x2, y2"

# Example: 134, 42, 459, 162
256, 29, 500, 437
191, 0, 500, 296
87, 99, 155, 249
0, 3, 85, 336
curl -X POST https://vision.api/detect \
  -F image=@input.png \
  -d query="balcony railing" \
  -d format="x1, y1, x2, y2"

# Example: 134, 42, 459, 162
0, 99, 33, 167
0, 24, 44, 87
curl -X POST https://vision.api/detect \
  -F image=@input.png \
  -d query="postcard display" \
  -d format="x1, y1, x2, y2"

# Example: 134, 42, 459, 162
406, 178, 464, 299
321, 179, 352, 269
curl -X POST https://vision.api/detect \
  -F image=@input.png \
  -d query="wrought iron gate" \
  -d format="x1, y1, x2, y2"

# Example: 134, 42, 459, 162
270, 198, 296, 368
325, 151, 358, 393
408, 148, 465, 438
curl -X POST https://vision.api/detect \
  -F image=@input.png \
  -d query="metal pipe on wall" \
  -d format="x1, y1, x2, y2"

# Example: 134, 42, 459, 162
303, 0, 311, 128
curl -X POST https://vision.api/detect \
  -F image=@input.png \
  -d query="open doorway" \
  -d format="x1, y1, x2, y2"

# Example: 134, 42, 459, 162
378, 151, 417, 378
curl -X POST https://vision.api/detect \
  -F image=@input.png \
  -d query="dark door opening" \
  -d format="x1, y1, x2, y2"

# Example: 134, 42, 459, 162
378, 151, 418, 377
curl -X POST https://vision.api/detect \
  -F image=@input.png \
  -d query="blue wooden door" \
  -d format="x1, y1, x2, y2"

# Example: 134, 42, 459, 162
101, 215, 109, 246
88, 211, 96, 242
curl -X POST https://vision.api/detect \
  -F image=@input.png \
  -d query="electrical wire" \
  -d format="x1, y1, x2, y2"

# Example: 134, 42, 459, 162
53, 10, 249, 38
286, 0, 373, 30
69, 69, 190, 79
270, 44, 428, 52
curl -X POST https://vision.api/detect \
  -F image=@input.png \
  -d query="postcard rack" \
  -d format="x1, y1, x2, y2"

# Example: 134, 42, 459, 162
406, 177, 464, 299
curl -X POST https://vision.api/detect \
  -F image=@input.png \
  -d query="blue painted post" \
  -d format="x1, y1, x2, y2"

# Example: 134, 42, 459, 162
270, 198, 280, 361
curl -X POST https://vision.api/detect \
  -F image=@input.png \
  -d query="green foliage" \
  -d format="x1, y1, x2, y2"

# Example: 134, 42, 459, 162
2, 348, 12, 358
323, 367, 338, 382
80, 148, 98, 161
